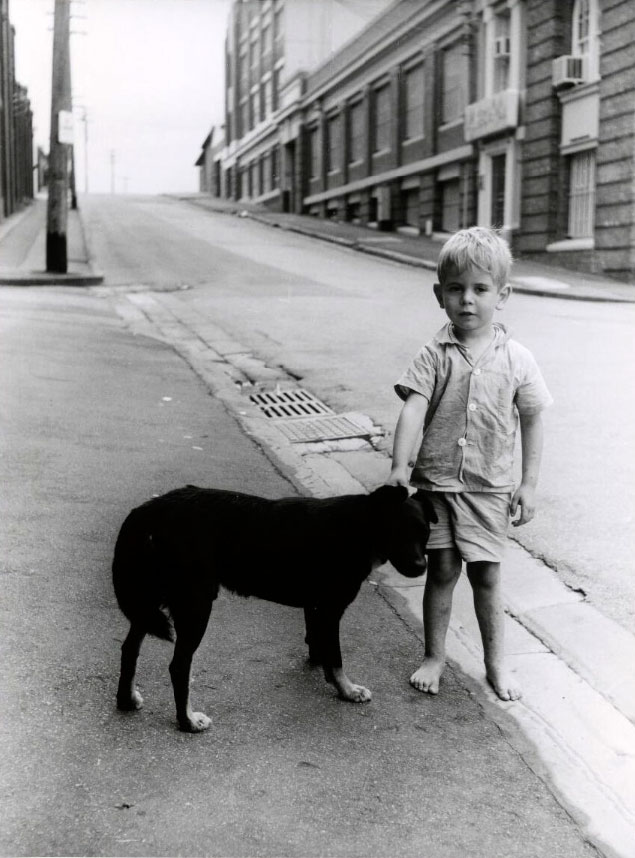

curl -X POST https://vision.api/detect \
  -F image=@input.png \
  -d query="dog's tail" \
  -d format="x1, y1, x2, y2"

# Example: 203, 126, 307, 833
112, 505, 175, 642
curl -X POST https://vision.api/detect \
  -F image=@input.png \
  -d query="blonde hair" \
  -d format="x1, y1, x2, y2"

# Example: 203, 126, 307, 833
437, 227, 513, 290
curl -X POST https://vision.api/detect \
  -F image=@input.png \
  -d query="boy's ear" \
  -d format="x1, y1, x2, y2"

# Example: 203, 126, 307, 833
496, 283, 512, 309
433, 282, 444, 308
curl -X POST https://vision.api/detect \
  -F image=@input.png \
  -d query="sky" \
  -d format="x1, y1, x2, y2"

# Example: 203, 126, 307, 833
10, 0, 232, 194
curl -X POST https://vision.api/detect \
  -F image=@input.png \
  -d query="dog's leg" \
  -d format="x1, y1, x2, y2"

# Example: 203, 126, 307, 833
303, 606, 322, 665
117, 623, 146, 711
169, 609, 212, 733
318, 610, 372, 703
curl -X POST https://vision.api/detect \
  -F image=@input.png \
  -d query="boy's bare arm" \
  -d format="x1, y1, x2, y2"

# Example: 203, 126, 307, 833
511, 411, 544, 526
387, 392, 428, 487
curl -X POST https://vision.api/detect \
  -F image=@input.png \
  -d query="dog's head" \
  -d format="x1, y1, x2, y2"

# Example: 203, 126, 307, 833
369, 485, 437, 578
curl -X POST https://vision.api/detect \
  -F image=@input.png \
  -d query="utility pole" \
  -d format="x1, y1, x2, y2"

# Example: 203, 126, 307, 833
46, 0, 72, 273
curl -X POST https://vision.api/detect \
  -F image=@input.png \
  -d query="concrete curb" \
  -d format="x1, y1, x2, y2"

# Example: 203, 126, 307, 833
0, 271, 105, 287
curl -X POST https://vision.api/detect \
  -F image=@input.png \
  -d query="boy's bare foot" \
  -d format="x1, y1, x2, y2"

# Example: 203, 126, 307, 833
486, 665, 522, 701
410, 658, 444, 694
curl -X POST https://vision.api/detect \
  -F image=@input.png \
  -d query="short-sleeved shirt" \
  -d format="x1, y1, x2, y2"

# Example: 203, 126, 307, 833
395, 323, 553, 492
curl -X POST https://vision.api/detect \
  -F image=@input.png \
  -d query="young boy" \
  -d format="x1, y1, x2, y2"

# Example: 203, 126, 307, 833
388, 227, 552, 701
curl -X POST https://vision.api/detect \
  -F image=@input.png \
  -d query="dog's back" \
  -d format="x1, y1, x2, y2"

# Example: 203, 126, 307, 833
113, 485, 382, 627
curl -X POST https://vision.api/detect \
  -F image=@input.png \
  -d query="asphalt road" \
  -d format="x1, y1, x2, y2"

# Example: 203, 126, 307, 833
0, 197, 613, 857
83, 193, 635, 632
0, 286, 599, 858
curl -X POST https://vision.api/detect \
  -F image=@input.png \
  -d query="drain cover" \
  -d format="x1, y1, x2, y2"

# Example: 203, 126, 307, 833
250, 388, 335, 419
250, 388, 373, 443
274, 414, 372, 443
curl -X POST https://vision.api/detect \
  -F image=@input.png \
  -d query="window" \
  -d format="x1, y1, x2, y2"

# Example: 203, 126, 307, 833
273, 6, 284, 42
348, 100, 364, 163
440, 179, 461, 233
441, 43, 466, 124
572, 0, 600, 79
262, 23, 272, 58
271, 147, 279, 188
248, 162, 255, 197
238, 49, 249, 96
250, 35, 259, 78
372, 84, 390, 153
261, 153, 270, 193
493, 10, 511, 93
490, 154, 506, 228
326, 113, 342, 172
401, 187, 420, 228
273, 6, 284, 61
249, 90, 258, 128
273, 64, 283, 110
262, 78, 272, 119
308, 127, 319, 179
403, 63, 424, 141
568, 150, 596, 238
240, 98, 249, 136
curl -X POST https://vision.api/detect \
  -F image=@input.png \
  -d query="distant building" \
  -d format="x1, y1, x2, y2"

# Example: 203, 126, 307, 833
195, 126, 226, 196
210, 0, 635, 283
0, 0, 34, 220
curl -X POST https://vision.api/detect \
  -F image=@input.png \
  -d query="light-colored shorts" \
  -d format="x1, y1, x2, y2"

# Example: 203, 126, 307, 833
423, 491, 512, 563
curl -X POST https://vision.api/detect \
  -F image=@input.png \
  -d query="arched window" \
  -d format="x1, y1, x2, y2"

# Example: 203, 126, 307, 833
572, 0, 600, 80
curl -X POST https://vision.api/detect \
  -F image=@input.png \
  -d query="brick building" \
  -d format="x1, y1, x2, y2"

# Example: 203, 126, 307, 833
0, 0, 34, 221
211, 0, 635, 282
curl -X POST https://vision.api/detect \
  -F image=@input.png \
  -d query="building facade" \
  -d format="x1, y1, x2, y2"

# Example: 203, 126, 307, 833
0, 0, 34, 221
209, 0, 635, 282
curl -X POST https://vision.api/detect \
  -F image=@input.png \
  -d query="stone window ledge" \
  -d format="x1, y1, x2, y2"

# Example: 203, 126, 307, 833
546, 238, 594, 252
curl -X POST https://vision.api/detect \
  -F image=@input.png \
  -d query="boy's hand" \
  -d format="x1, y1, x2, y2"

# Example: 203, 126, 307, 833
510, 484, 536, 526
386, 468, 410, 488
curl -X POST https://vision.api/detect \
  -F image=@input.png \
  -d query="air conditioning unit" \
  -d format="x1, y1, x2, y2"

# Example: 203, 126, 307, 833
494, 36, 511, 58
552, 55, 585, 88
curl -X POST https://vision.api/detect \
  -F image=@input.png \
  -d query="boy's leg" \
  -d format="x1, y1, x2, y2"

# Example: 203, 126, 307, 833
411, 547, 462, 694
466, 561, 521, 701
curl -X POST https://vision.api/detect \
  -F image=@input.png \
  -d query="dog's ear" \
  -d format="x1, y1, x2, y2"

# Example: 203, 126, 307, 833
411, 490, 438, 523
369, 485, 410, 507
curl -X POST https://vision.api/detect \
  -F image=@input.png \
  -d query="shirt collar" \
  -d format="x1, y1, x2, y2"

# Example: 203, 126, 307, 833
434, 322, 512, 347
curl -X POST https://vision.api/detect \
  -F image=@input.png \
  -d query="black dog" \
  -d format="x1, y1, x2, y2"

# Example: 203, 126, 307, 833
113, 484, 436, 732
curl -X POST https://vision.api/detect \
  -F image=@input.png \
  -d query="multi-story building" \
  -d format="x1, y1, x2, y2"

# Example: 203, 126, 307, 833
220, 0, 394, 207
210, 0, 635, 282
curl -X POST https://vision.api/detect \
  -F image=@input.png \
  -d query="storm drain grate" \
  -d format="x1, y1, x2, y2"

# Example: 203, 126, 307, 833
250, 388, 372, 443
274, 414, 371, 443
250, 388, 335, 419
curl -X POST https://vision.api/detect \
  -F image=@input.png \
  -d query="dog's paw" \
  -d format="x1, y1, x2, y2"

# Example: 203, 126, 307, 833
117, 688, 144, 711
340, 683, 372, 703
179, 712, 212, 733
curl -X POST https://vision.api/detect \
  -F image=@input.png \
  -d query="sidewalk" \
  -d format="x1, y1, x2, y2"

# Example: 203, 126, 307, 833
0, 194, 103, 286
173, 192, 635, 304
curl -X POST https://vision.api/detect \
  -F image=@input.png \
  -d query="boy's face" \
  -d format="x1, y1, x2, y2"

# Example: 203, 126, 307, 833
433, 264, 510, 336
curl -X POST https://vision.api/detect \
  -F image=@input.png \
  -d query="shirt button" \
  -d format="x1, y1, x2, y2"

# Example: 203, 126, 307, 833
457, 438, 467, 447
468, 403, 477, 411
473, 368, 482, 376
